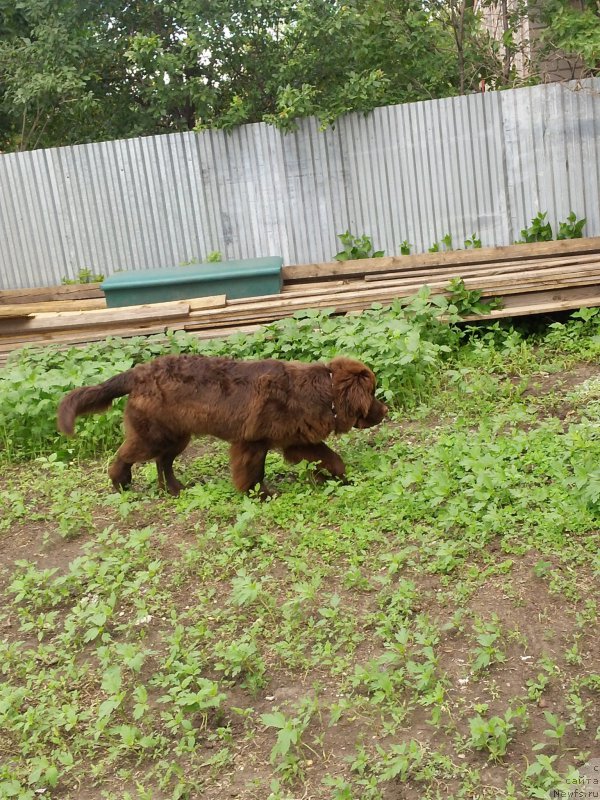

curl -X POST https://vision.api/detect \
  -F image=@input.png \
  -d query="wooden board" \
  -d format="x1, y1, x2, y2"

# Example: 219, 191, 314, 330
183, 266, 600, 325
361, 254, 600, 284
495, 284, 600, 310
183, 277, 600, 329
4, 241, 600, 366
237, 258, 600, 308
0, 301, 191, 335
459, 285, 600, 321
188, 295, 227, 311
4, 287, 600, 367
0, 298, 108, 317
0, 297, 228, 347
0, 323, 263, 367
282, 237, 600, 282
0, 284, 105, 304
0, 325, 170, 350
278, 261, 600, 303
0, 293, 226, 324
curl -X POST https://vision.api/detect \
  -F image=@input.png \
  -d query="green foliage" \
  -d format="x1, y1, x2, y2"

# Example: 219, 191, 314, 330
0, 288, 465, 461
518, 212, 553, 243
0, 0, 508, 151
534, 711, 568, 750
470, 616, 507, 674
261, 699, 317, 782
2, 307, 600, 797
399, 240, 412, 256
557, 212, 586, 240
446, 277, 504, 316
536, 1, 600, 76
464, 233, 482, 249
1, 2, 597, 151
333, 230, 384, 261
180, 251, 223, 267
523, 754, 563, 795
213, 634, 267, 693
429, 234, 453, 253
518, 211, 587, 243
526, 673, 550, 703
467, 707, 522, 760
62, 268, 105, 285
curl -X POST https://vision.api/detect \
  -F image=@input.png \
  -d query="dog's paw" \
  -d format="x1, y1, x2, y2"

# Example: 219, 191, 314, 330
248, 483, 276, 501
313, 471, 348, 486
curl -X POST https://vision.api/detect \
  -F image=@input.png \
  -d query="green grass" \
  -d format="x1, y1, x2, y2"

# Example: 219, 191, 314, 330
1, 303, 600, 799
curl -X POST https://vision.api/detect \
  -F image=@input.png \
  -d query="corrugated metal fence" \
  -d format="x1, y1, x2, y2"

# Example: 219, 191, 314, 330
1, 79, 599, 289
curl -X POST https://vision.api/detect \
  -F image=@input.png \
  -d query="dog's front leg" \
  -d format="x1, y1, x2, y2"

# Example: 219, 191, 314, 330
230, 441, 271, 499
154, 435, 191, 497
283, 442, 347, 483
156, 454, 186, 496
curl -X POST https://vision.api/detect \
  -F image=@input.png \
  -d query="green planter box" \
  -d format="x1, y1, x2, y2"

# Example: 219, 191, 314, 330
101, 257, 283, 308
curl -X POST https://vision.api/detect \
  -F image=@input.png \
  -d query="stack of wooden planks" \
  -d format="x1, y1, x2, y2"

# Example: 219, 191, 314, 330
2, 237, 600, 366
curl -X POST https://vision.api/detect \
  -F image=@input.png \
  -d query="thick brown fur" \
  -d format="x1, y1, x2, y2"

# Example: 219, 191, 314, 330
57, 354, 388, 497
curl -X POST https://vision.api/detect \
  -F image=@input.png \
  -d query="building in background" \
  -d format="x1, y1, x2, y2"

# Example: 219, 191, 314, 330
475, 0, 585, 82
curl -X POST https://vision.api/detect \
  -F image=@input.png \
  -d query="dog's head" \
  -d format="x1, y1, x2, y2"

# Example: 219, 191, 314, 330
328, 357, 388, 431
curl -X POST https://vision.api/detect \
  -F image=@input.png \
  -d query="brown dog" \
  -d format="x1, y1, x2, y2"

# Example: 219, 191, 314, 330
57, 354, 387, 497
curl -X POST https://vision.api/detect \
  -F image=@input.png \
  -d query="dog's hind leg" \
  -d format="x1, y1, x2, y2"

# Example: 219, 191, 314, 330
156, 435, 191, 496
283, 442, 347, 482
109, 446, 137, 492
108, 431, 164, 492
230, 441, 271, 499
109, 455, 133, 490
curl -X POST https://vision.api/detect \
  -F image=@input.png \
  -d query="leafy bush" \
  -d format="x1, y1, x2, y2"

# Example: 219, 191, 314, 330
3, 284, 599, 464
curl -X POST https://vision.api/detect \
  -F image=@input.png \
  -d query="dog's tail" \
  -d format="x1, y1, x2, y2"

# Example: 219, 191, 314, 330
57, 370, 135, 436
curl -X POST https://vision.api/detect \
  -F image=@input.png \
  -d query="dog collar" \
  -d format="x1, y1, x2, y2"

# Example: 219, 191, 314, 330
329, 370, 337, 420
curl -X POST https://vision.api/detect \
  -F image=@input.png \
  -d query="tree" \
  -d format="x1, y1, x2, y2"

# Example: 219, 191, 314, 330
0, 0, 507, 151
0, 0, 146, 150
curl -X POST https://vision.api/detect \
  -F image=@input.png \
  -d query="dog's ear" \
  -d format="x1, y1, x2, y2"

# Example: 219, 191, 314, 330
329, 358, 375, 417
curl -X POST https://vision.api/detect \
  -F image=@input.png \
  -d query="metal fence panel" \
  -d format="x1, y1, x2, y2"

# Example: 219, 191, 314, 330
0, 79, 599, 289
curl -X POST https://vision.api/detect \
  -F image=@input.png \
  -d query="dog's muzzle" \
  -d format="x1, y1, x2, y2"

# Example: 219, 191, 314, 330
354, 399, 388, 429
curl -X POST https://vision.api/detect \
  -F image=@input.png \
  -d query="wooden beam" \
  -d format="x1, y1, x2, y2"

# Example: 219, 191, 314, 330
459, 285, 600, 320
361, 254, 600, 284
185, 264, 600, 323
281, 253, 600, 292
188, 295, 227, 311
184, 274, 600, 329
0, 323, 261, 367
0, 301, 191, 335
0, 297, 227, 337
282, 237, 600, 281
0, 298, 108, 317
0, 283, 105, 304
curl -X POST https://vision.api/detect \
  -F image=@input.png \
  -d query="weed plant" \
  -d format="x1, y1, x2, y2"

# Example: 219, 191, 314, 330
333, 230, 384, 261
